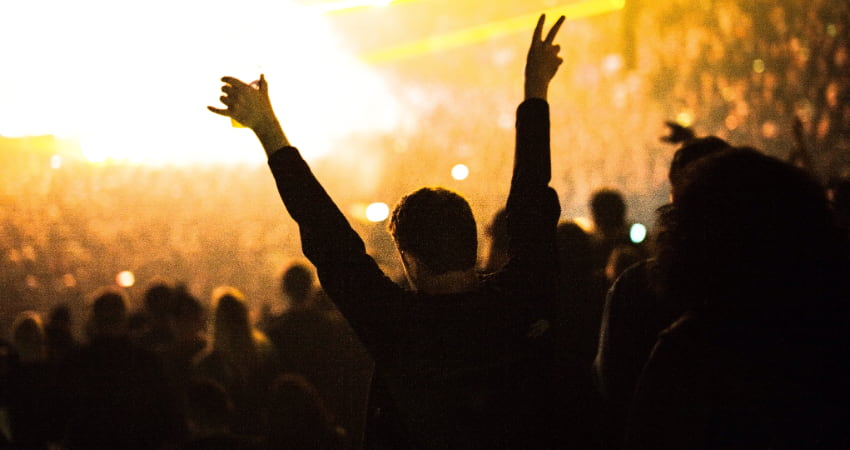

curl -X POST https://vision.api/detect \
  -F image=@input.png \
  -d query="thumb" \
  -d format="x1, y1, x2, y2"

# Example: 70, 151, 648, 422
259, 73, 268, 94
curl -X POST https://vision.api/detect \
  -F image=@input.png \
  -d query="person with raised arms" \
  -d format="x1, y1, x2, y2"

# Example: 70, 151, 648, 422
209, 14, 565, 449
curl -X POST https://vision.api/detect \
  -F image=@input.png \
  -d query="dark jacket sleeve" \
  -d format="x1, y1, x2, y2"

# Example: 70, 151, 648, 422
267, 148, 406, 359
489, 98, 561, 304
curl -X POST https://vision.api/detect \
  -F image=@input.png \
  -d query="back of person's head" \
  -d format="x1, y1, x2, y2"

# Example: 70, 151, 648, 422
11, 311, 46, 363
590, 189, 626, 236
556, 221, 593, 277
47, 304, 72, 330
143, 280, 175, 319
211, 286, 254, 359
389, 187, 477, 275
88, 287, 130, 339
668, 136, 731, 200
173, 284, 205, 340
280, 261, 315, 306
655, 147, 847, 314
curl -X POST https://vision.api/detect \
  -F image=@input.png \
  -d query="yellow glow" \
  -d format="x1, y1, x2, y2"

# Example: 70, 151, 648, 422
366, 202, 390, 222
1, 0, 399, 165
362, 0, 626, 63
451, 164, 470, 180
313, 0, 407, 14
676, 111, 695, 128
574, 217, 593, 232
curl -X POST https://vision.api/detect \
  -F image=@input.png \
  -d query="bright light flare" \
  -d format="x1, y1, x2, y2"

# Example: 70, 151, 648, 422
116, 270, 136, 288
451, 164, 470, 180
366, 202, 390, 222
1, 0, 399, 166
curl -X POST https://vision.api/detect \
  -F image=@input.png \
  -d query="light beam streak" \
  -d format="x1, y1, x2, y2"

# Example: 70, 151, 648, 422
361, 0, 626, 64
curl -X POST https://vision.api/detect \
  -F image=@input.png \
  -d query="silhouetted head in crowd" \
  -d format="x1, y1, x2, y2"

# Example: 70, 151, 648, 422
210, 286, 265, 370
590, 189, 626, 238
87, 287, 130, 339
389, 187, 478, 292
279, 260, 315, 307
556, 221, 593, 278
12, 311, 47, 363
655, 147, 848, 315
667, 136, 731, 201
47, 304, 71, 331
172, 284, 205, 342
143, 280, 175, 319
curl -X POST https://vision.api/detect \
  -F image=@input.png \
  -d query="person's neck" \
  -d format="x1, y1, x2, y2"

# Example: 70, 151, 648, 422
417, 269, 479, 295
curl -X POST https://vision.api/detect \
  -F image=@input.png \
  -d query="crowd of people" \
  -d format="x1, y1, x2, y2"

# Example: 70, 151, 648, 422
1, 4, 850, 450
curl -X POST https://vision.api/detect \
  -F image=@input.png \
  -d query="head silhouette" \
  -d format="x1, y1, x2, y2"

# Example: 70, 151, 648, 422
12, 311, 47, 363
87, 288, 129, 339
590, 189, 626, 237
279, 261, 315, 307
655, 147, 846, 314
389, 187, 478, 281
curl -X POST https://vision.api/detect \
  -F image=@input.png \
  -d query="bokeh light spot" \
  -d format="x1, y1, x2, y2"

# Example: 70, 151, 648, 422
451, 164, 470, 181
366, 202, 390, 222
675, 111, 694, 127
116, 270, 135, 288
630, 223, 647, 244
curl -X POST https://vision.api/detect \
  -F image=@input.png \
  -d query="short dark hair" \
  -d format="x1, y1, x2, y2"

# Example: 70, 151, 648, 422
388, 187, 478, 274
280, 261, 314, 305
590, 189, 626, 232
668, 136, 731, 198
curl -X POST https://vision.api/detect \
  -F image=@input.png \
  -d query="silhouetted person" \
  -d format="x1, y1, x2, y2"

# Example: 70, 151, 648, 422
163, 285, 209, 396
44, 304, 78, 366
59, 287, 184, 450
551, 221, 607, 448
594, 135, 731, 450
588, 188, 642, 279
4, 311, 61, 449
194, 286, 277, 437
265, 263, 372, 450
625, 148, 850, 449
134, 280, 178, 355
266, 373, 347, 450
208, 13, 565, 449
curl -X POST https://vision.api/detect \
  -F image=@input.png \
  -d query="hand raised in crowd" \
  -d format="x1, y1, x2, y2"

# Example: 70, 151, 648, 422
525, 13, 566, 101
208, 75, 275, 128
209, 74, 290, 156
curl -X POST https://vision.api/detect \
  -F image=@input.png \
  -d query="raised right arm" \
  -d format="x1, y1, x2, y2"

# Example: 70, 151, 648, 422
495, 14, 564, 298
